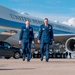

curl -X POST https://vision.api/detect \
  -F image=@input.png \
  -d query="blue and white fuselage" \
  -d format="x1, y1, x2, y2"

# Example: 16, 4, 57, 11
0, 5, 75, 52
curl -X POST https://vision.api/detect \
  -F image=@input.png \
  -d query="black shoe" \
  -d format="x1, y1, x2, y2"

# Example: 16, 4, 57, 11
41, 57, 43, 61
46, 59, 49, 62
22, 58, 25, 61
27, 59, 30, 62
23, 59, 25, 61
22, 55, 25, 61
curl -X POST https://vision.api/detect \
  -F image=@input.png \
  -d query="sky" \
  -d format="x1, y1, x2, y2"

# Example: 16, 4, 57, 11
0, 0, 75, 24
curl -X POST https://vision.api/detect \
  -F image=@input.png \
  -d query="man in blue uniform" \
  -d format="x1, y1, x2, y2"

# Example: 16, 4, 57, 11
38, 18, 54, 62
19, 20, 34, 62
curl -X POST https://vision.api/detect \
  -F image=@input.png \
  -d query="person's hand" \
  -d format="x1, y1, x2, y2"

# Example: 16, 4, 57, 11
52, 41, 54, 44
32, 41, 34, 44
52, 41, 55, 46
38, 40, 40, 43
19, 40, 22, 45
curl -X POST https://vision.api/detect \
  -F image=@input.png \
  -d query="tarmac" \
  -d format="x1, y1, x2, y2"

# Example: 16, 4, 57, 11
0, 58, 75, 75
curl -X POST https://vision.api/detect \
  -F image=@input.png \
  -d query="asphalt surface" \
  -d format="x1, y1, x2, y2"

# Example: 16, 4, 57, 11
0, 58, 75, 75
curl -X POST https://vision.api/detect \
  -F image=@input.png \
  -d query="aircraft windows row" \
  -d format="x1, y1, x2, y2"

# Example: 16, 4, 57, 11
55, 24, 70, 31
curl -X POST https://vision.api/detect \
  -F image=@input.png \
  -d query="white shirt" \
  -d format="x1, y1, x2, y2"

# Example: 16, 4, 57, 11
26, 26, 29, 28
45, 24, 48, 27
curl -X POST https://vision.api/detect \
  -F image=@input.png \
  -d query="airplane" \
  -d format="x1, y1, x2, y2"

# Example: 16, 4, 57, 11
0, 5, 75, 53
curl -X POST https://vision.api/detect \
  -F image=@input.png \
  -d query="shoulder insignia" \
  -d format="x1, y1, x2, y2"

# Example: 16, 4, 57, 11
23, 29, 26, 31
42, 28, 45, 30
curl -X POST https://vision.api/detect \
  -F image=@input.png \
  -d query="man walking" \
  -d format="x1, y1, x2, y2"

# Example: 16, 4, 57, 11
19, 20, 34, 62
38, 18, 54, 62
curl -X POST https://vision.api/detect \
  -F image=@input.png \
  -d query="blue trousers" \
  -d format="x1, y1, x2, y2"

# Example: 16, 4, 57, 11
22, 41, 31, 60
40, 42, 49, 60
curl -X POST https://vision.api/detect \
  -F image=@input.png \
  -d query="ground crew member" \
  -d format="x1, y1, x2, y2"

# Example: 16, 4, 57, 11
38, 18, 54, 62
19, 20, 34, 62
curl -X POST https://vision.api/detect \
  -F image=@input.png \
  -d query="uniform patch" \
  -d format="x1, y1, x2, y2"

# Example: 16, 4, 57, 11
23, 29, 26, 31
49, 27, 51, 32
49, 26, 51, 31
42, 28, 45, 30
49, 26, 51, 29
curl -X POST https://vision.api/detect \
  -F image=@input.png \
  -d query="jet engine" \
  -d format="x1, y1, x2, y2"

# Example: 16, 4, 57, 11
65, 37, 75, 52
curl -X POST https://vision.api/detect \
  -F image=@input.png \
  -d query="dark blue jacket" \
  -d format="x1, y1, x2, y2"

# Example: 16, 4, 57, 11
19, 26, 34, 43
38, 24, 54, 44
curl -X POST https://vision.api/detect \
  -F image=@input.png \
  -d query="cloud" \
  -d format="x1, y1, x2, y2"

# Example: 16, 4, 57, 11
62, 18, 75, 26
